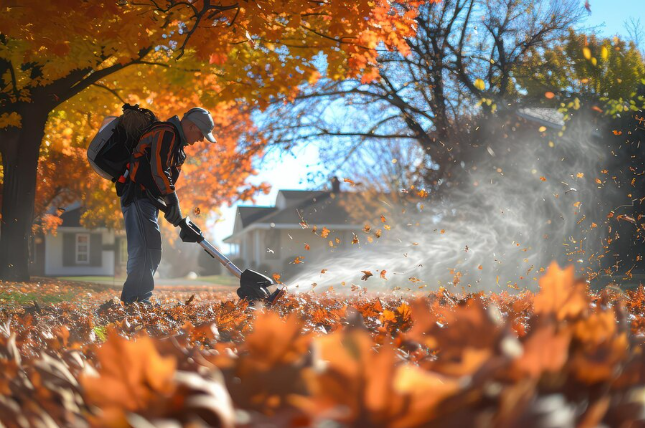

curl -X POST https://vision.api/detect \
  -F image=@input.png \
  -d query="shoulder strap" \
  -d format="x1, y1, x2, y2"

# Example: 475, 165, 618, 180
145, 121, 176, 133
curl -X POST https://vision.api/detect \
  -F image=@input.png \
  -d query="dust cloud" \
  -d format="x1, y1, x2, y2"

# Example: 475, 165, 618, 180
285, 114, 622, 294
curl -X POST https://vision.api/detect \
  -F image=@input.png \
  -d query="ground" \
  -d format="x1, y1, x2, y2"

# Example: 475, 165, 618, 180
0, 276, 238, 307
2, 264, 645, 427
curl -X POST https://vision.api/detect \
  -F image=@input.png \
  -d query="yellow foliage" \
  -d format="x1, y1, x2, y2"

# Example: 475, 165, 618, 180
2, 0, 439, 232
474, 78, 486, 91
0, 112, 21, 128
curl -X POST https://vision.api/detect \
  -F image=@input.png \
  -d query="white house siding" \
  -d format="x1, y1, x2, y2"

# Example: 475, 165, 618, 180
240, 227, 360, 274
227, 220, 363, 274
241, 234, 250, 264
254, 229, 261, 268
45, 227, 115, 276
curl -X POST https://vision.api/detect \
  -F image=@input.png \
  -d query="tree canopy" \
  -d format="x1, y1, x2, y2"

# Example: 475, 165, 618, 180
0, 0, 438, 280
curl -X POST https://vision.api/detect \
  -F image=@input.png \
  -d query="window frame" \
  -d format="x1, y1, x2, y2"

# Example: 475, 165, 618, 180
75, 233, 90, 265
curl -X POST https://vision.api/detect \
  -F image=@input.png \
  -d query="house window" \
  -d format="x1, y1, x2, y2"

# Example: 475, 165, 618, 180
119, 238, 128, 265
76, 233, 90, 264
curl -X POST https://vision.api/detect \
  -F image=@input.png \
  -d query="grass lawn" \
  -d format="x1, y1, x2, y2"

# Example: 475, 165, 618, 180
56, 274, 239, 287
194, 275, 239, 286
0, 290, 79, 306
57, 276, 126, 286
0, 277, 118, 308
0, 275, 238, 308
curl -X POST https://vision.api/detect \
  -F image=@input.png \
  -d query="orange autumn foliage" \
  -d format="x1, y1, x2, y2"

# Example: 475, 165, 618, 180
533, 261, 589, 320
1, 0, 440, 280
2, 262, 645, 426
82, 331, 177, 426
35, 78, 269, 234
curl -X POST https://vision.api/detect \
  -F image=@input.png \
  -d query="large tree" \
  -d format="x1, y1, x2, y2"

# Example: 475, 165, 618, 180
0, 0, 434, 280
254, 0, 583, 189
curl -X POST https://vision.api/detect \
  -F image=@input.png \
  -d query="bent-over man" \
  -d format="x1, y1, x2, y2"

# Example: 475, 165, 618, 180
120, 107, 216, 305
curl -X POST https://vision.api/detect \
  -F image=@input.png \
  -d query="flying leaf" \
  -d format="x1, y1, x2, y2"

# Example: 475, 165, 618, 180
583, 47, 592, 60
474, 78, 486, 91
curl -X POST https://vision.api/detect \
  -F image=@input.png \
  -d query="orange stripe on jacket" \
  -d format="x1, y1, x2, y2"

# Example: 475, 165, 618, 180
150, 129, 176, 195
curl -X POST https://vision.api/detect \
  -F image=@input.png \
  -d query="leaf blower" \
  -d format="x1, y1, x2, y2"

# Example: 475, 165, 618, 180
176, 217, 285, 304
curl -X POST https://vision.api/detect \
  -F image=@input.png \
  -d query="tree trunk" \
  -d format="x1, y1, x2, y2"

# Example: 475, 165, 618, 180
0, 105, 49, 281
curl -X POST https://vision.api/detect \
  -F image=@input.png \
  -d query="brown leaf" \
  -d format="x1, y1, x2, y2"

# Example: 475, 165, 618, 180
407, 298, 504, 361
512, 324, 571, 379
361, 271, 373, 281
293, 329, 459, 426
185, 294, 195, 305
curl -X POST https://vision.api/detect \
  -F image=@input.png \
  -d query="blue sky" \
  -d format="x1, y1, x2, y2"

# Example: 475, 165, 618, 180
209, 0, 643, 250
580, 0, 644, 36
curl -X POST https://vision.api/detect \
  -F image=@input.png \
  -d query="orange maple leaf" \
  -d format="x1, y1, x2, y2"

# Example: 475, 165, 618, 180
292, 329, 458, 426
533, 262, 589, 321
81, 331, 177, 425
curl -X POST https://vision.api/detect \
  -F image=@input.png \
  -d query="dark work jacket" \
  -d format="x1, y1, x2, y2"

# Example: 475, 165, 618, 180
128, 116, 187, 198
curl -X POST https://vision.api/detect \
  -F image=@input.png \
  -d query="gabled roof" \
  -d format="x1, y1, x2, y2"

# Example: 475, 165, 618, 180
237, 206, 277, 228
259, 191, 338, 225
279, 190, 325, 200
224, 190, 382, 242
517, 107, 565, 129
59, 207, 83, 228
54, 205, 109, 229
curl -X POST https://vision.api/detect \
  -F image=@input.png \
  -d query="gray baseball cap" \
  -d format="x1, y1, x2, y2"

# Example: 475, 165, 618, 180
183, 107, 217, 143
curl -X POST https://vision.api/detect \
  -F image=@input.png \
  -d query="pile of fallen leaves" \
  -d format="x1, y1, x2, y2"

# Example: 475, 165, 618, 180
2, 262, 645, 427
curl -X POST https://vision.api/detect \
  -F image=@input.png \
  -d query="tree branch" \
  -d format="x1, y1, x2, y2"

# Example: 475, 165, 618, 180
60, 46, 155, 104
91, 83, 126, 104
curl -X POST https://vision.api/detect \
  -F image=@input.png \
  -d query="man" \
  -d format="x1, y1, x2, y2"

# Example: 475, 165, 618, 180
120, 107, 216, 305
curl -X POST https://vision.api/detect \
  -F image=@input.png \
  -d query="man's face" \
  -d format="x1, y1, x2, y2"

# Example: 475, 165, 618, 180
184, 120, 206, 146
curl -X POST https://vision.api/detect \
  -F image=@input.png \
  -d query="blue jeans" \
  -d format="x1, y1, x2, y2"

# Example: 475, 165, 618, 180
120, 196, 162, 303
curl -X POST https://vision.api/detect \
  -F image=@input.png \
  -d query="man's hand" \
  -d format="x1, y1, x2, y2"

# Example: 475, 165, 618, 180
179, 219, 203, 243
163, 192, 183, 226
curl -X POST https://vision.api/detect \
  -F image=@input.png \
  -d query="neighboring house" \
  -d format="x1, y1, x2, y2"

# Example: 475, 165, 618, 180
224, 189, 379, 275
30, 206, 126, 277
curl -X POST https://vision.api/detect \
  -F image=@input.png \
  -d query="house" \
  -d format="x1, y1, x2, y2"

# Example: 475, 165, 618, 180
223, 188, 385, 276
30, 204, 126, 277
